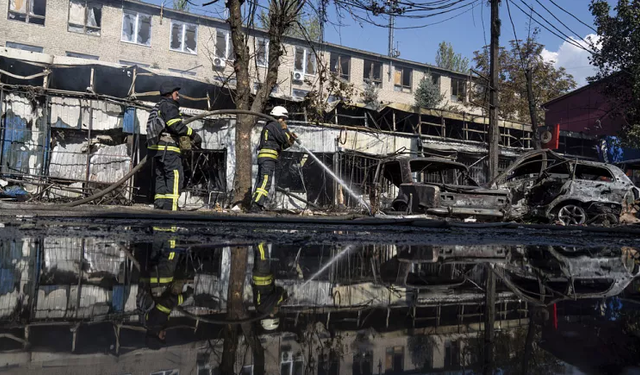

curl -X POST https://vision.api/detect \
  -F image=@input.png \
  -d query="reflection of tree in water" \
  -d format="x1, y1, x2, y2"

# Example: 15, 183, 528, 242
461, 326, 562, 375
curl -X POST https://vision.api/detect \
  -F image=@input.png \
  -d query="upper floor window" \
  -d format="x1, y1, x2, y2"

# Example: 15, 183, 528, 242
255, 38, 268, 67
431, 73, 440, 88
330, 53, 350, 80
385, 346, 404, 373
122, 10, 151, 46
394, 66, 412, 93
66, 51, 99, 60
169, 67, 197, 76
6, 41, 43, 53
170, 20, 197, 54
214, 29, 233, 60
8, 0, 46, 25
119, 60, 150, 68
451, 77, 467, 102
68, 0, 101, 35
294, 47, 316, 76
363, 60, 382, 87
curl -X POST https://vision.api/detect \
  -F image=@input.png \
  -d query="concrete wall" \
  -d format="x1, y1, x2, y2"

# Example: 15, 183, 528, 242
0, 0, 481, 113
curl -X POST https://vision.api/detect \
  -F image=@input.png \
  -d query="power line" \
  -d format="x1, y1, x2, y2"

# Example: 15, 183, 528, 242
547, 0, 597, 33
534, 0, 594, 50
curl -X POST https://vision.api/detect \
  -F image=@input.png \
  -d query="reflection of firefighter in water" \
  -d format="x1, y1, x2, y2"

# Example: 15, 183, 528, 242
252, 242, 288, 331
137, 227, 193, 349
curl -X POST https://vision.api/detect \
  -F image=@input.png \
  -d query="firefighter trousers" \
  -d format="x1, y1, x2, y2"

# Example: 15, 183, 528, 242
252, 157, 276, 208
152, 149, 184, 211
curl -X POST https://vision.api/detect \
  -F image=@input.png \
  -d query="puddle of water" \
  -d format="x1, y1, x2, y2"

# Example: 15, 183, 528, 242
1, 227, 639, 374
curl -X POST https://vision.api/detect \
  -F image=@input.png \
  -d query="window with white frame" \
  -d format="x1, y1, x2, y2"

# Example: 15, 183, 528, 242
450, 77, 467, 102
363, 60, 382, 87
330, 53, 350, 81
214, 29, 232, 59
170, 20, 197, 54
6, 41, 43, 53
294, 47, 316, 76
122, 10, 152, 46
280, 351, 303, 375
394, 66, 412, 93
68, 0, 101, 35
66, 51, 99, 60
8, 0, 46, 25
255, 38, 268, 67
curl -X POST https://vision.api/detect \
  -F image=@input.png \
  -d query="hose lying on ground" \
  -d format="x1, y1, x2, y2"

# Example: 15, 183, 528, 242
63, 110, 279, 207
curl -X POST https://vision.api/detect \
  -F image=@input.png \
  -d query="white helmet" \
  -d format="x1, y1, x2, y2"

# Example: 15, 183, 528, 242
270, 106, 288, 119
260, 318, 280, 331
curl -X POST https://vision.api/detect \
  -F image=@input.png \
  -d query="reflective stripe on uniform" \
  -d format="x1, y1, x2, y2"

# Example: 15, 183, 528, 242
153, 226, 178, 232
187, 127, 193, 136
254, 174, 270, 202
252, 274, 273, 286
156, 304, 171, 314
258, 242, 266, 260
265, 130, 269, 141
140, 276, 174, 284
149, 144, 181, 153
166, 118, 182, 126
178, 294, 184, 305
169, 252, 175, 260
257, 153, 278, 160
258, 149, 278, 156
172, 169, 180, 211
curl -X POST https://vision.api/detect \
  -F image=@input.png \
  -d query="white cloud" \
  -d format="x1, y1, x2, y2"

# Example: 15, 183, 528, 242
541, 34, 601, 87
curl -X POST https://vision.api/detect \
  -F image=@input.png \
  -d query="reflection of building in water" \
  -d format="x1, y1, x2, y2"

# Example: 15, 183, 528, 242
0, 239, 636, 374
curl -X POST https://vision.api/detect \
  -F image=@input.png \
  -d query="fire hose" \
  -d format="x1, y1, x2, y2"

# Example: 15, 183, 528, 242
63, 109, 279, 207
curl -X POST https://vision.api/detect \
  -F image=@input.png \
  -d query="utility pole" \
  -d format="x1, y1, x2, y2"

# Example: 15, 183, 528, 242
483, 265, 496, 375
488, 0, 501, 180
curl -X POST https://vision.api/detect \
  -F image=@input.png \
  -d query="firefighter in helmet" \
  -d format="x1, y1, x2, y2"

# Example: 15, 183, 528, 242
250, 106, 297, 212
146, 82, 202, 211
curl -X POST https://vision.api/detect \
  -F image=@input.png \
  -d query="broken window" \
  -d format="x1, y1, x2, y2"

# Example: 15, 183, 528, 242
451, 78, 467, 102
170, 20, 197, 54
444, 340, 460, 368
121, 10, 152, 46
575, 164, 614, 182
6, 41, 43, 53
507, 155, 543, 181
363, 60, 382, 87
394, 66, 412, 92
330, 53, 350, 80
65, 51, 99, 60
68, 0, 101, 35
294, 47, 316, 75
431, 73, 440, 87
8, 0, 46, 25
214, 29, 232, 59
255, 38, 268, 67
385, 346, 404, 373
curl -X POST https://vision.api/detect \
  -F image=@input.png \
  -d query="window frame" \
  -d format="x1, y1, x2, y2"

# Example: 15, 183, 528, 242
170, 20, 198, 54
67, 0, 101, 36
121, 10, 152, 46
450, 77, 467, 102
65, 51, 99, 60
255, 37, 269, 67
363, 59, 382, 87
330, 53, 350, 81
6, 41, 43, 53
119, 60, 150, 68
394, 66, 412, 93
294, 46, 316, 76
214, 28, 233, 60
8, 0, 46, 25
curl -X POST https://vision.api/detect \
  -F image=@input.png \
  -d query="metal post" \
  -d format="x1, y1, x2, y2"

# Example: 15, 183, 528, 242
488, 0, 501, 180
85, 104, 93, 184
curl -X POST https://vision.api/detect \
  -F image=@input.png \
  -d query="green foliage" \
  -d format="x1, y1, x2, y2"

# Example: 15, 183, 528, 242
435, 41, 470, 73
361, 82, 381, 110
415, 73, 444, 109
590, 0, 640, 147
259, 7, 322, 42
471, 39, 577, 124
173, 0, 189, 11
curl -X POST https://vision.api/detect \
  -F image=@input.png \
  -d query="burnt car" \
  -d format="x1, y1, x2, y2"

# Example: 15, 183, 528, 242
489, 150, 639, 225
495, 245, 639, 305
379, 157, 509, 219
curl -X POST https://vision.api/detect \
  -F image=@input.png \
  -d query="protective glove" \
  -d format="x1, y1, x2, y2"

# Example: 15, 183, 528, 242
192, 133, 203, 147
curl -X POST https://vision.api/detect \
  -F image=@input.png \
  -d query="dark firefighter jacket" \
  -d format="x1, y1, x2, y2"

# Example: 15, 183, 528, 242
252, 275, 287, 315
146, 287, 193, 334
148, 97, 195, 153
257, 121, 294, 160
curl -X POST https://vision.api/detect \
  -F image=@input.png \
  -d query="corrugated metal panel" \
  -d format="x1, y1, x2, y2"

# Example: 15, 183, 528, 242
48, 143, 131, 184
43, 238, 82, 274
1, 93, 46, 176
90, 100, 123, 131
84, 239, 126, 276
50, 97, 83, 129
35, 285, 111, 319
89, 144, 131, 184
281, 280, 333, 307
48, 143, 86, 181
333, 282, 405, 307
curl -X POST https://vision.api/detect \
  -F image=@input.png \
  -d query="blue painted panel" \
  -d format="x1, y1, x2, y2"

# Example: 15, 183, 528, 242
123, 107, 137, 134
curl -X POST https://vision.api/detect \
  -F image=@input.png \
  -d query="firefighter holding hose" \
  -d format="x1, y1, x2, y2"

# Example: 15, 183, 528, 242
146, 82, 202, 211
250, 106, 297, 212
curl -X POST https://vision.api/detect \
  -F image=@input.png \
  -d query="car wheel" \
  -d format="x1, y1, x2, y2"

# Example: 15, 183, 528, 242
556, 204, 587, 225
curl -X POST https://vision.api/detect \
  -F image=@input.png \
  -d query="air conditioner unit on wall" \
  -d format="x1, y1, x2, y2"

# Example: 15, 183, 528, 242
213, 57, 226, 69
292, 71, 303, 82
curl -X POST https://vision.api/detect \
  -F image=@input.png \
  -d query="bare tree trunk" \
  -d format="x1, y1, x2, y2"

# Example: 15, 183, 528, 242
221, 246, 249, 374
483, 267, 496, 375
241, 322, 265, 375
525, 69, 541, 149
227, 0, 253, 208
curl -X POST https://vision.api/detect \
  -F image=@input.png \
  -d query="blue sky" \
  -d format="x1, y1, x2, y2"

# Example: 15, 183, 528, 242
152, 0, 613, 87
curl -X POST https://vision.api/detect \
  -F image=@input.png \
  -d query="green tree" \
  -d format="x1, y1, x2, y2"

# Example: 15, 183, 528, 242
361, 82, 381, 110
415, 74, 444, 109
435, 41, 470, 73
259, 7, 322, 42
173, 0, 189, 11
590, 0, 640, 146
471, 39, 577, 125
